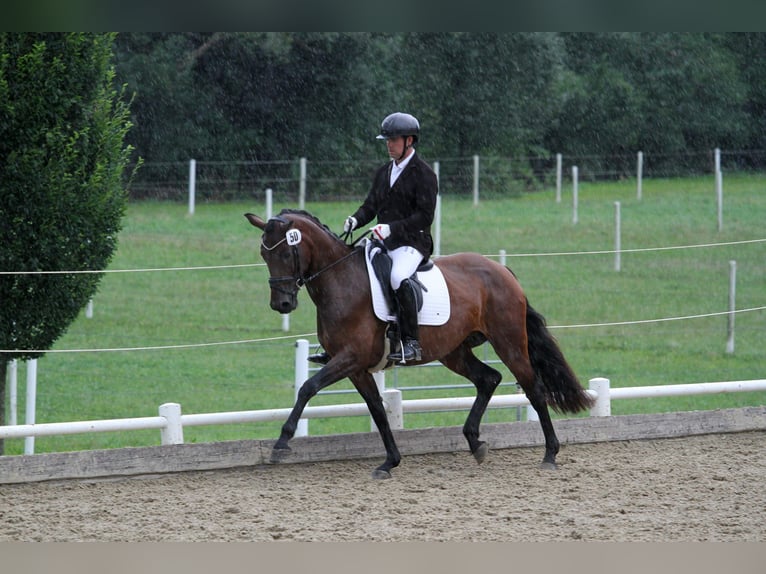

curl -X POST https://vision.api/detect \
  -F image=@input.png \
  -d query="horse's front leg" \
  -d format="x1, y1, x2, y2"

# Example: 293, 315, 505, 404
349, 372, 401, 479
270, 361, 348, 462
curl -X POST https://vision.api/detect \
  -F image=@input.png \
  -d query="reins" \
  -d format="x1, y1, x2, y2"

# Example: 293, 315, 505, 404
299, 247, 362, 285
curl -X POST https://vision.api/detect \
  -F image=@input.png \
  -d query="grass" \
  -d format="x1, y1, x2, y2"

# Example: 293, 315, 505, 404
4, 173, 765, 454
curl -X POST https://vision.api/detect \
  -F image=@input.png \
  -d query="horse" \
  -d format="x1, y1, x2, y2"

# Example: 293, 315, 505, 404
245, 209, 594, 479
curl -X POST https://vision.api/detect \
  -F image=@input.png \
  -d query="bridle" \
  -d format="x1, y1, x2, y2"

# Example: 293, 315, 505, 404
261, 223, 363, 297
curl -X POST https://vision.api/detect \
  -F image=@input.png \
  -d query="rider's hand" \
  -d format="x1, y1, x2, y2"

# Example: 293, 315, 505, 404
372, 223, 391, 240
343, 216, 357, 233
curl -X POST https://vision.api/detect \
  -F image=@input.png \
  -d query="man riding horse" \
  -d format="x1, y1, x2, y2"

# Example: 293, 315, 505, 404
313, 112, 439, 364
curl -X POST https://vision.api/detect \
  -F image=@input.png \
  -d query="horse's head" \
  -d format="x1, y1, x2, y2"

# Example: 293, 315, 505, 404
245, 211, 310, 313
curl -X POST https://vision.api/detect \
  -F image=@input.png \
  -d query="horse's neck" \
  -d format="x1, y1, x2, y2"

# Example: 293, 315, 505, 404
307, 233, 350, 271
304, 240, 368, 307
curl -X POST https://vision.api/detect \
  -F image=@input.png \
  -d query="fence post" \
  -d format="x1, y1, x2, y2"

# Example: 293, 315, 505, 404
159, 403, 184, 445
265, 188, 273, 220
382, 389, 403, 430
555, 153, 562, 203
8, 360, 17, 426
715, 148, 723, 232
24, 358, 37, 454
434, 161, 441, 257
637, 151, 643, 200
472, 154, 479, 206
85, 299, 94, 319
294, 339, 309, 437
589, 377, 611, 417
727, 260, 736, 354
614, 201, 622, 272
188, 159, 196, 216
572, 166, 579, 224
299, 157, 307, 210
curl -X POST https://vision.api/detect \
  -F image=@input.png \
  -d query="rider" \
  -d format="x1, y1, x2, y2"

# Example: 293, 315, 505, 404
343, 112, 439, 363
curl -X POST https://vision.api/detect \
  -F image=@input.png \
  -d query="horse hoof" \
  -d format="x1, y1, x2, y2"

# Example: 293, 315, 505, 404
371, 469, 392, 480
473, 442, 489, 464
270, 447, 292, 463
540, 461, 558, 471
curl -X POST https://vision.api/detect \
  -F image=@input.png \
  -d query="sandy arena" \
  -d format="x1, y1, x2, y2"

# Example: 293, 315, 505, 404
1, 431, 764, 542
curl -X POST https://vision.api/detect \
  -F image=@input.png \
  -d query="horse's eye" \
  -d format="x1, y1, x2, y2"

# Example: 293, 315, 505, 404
280, 250, 292, 262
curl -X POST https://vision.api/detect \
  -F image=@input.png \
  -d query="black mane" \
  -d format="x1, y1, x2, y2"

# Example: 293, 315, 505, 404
277, 208, 343, 242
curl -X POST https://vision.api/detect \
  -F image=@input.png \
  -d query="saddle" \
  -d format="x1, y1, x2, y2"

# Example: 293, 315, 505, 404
363, 239, 450, 327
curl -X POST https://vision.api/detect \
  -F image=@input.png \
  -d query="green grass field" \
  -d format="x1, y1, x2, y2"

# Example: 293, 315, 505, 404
5, 173, 765, 454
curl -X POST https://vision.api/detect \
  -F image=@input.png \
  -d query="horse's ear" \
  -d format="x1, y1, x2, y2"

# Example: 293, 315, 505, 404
244, 213, 267, 230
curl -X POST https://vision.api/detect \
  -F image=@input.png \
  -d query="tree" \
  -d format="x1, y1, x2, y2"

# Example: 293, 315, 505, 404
0, 33, 136, 451
550, 33, 749, 177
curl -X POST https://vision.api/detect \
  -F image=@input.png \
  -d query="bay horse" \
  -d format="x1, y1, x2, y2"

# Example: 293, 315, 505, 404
245, 209, 593, 479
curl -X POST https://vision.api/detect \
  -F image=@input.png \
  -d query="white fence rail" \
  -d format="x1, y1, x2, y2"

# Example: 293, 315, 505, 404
1, 377, 764, 451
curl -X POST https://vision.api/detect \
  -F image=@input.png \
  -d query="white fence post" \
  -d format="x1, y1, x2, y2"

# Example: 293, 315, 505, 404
159, 403, 184, 445
434, 161, 441, 257
294, 339, 310, 437
614, 201, 622, 272
589, 377, 611, 417
715, 148, 723, 232
727, 260, 737, 354
299, 157, 307, 210
555, 153, 562, 203
472, 154, 480, 206
85, 298, 94, 319
188, 159, 196, 216
637, 151, 643, 200
265, 188, 273, 220
8, 360, 17, 426
24, 358, 37, 454
383, 389, 403, 430
572, 166, 579, 224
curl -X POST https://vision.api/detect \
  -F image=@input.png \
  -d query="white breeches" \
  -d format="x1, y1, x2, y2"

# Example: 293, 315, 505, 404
388, 245, 425, 290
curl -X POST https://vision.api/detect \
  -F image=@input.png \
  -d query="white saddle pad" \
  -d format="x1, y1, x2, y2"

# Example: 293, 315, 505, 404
363, 239, 450, 326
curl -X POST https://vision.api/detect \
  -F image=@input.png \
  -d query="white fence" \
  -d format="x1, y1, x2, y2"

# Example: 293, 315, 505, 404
1, 371, 764, 449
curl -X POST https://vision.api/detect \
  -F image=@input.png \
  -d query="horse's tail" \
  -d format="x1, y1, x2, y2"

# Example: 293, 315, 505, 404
525, 298, 594, 414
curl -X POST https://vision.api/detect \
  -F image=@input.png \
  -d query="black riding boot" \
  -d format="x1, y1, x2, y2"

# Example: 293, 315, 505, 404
308, 351, 330, 365
388, 279, 422, 363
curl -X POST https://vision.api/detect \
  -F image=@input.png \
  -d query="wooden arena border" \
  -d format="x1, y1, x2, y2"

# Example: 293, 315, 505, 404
1, 406, 764, 484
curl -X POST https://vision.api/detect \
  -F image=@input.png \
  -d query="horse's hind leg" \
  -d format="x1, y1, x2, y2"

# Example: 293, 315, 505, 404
349, 372, 402, 479
440, 344, 502, 464
490, 336, 561, 470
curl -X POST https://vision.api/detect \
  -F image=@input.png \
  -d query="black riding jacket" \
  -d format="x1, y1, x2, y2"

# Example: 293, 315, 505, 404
351, 152, 438, 258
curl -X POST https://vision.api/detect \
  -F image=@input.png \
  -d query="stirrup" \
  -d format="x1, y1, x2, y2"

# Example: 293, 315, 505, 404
388, 339, 422, 363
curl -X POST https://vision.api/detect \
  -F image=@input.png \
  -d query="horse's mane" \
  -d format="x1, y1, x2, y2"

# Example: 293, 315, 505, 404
277, 208, 344, 244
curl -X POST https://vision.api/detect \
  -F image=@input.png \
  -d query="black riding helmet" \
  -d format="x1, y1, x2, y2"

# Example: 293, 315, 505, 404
376, 112, 420, 143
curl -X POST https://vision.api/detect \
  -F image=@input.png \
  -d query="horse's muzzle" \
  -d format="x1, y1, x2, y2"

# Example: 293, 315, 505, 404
270, 294, 297, 313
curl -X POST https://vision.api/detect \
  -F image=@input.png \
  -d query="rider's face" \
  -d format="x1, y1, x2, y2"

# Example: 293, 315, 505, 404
386, 136, 411, 161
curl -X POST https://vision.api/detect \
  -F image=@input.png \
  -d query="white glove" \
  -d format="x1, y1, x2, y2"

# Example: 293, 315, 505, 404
372, 223, 391, 240
343, 216, 357, 232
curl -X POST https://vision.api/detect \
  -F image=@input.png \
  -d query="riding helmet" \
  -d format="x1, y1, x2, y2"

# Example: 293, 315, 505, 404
376, 112, 420, 142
